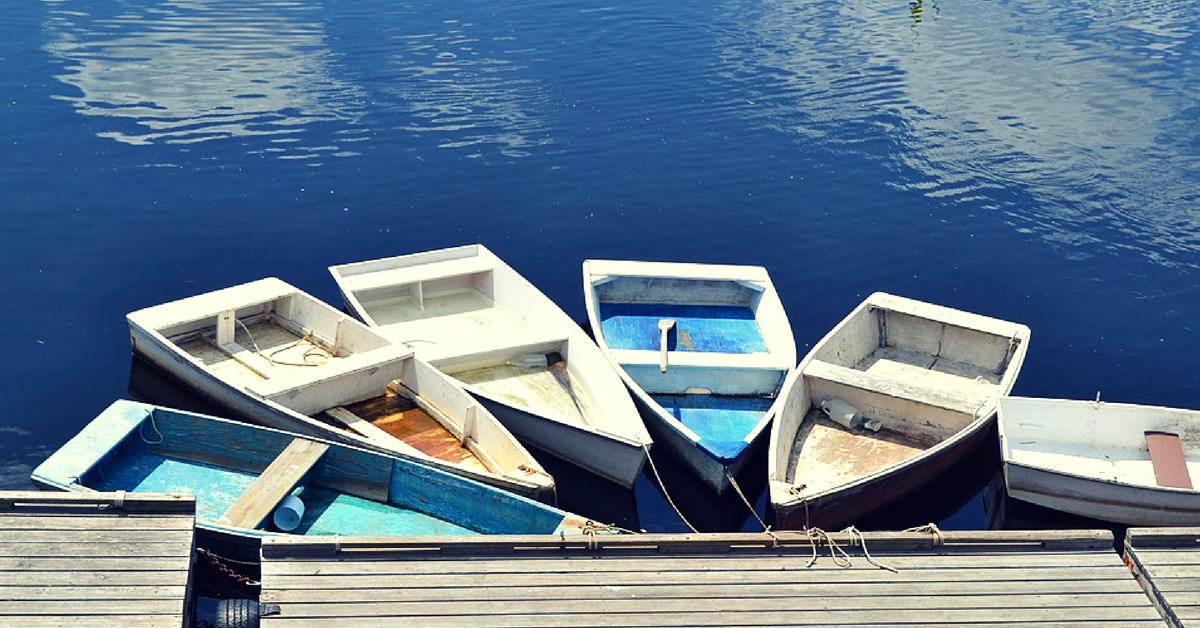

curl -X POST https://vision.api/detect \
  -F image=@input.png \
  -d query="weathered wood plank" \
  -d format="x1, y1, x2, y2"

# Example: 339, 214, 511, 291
258, 606, 1161, 624
217, 437, 329, 530
0, 515, 194, 530
260, 551, 1127, 576
0, 585, 190, 600
0, 491, 195, 628
2, 529, 194, 544
0, 557, 191, 573
263, 619, 1166, 628
0, 540, 196, 557
0, 570, 190, 586
0, 600, 184, 615
263, 585, 1152, 606
0, 491, 195, 514
1, 617, 183, 628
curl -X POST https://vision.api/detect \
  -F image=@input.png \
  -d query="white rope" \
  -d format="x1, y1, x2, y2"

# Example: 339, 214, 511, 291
903, 522, 944, 547
841, 526, 899, 573
139, 410, 163, 445
641, 443, 699, 533
724, 468, 776, 545
804, 527, 853, 569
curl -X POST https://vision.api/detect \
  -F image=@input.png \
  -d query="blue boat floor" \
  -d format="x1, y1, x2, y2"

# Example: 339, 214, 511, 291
93, 451, 475, 536
650, 394, 773, 462
599, 303, 766, 353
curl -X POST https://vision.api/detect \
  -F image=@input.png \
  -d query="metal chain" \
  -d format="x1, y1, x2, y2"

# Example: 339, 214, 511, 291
198, 548, 260, 586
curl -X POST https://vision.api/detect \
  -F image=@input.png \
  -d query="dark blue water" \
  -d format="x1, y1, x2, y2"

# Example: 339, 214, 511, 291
4, 0, 1199, 535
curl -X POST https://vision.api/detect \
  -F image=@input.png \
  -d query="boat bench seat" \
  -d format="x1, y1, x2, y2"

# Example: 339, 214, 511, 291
342, 257, 494, 295
805, 360, 988, 416
1147, 431, 1193, 489
245, 345, 413, 415
611, 348, 789, 396
216, 437, 330, 530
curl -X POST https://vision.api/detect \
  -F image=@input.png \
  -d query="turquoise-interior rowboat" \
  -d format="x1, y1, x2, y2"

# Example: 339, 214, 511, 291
32, 400, 598, 558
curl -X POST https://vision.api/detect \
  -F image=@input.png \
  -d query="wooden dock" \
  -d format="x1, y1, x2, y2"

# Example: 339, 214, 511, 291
1125, 527, 1200, 628
0, 491, 196, 628
259, 528, 1164, 627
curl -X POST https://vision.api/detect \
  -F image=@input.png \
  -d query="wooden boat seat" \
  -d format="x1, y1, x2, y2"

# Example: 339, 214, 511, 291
804, 359, 986, 417
342, 257, 494, 295
1146, 431, 1193, 489
245, 345, 413, 414
216, 437, 330, 530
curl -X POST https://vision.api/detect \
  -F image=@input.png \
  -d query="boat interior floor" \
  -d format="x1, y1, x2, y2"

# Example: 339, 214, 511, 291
336, 394, 488, 473
453, 362, 598, 427
182, 320, 338, 384
787, 407, 943, 493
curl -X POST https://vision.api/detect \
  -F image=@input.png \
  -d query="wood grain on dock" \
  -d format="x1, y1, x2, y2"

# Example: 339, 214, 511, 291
0, 491, 196, 628
259, 529, 1162, 627
1125, 527, 1200, 627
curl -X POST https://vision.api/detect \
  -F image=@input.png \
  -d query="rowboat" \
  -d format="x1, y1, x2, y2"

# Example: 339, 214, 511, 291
582, 260, 796, 495
328, 245, 651, 488
32, 400, 595, 558
769, 292, 1030, 530
998, 395, 1200, 526
126, 277, 554, 503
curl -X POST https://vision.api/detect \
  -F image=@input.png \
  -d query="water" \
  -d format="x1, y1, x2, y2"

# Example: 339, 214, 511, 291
4, 0, 1200, 536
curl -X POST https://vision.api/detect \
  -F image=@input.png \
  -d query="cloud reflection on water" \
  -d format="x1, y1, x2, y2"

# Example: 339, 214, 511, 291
717, 0, 1200, 267
42, 0, 367, 160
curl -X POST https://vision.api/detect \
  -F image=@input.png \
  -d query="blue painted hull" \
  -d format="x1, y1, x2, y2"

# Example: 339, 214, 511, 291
32, 400, 592, 554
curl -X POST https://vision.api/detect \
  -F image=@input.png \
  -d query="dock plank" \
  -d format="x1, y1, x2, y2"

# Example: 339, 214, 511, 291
0, 491, 196, 628
1126, 527, 1200, 627
260, 529, 1158, 627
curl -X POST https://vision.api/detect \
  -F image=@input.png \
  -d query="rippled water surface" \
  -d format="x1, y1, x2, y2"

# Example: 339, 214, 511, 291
3, 0, 1199, 532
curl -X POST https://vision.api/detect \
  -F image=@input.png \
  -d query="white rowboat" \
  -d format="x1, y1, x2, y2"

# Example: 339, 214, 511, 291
769, 292, 1030, 530
583, 259, 796, 495
329, 245, 651, 488
999, 395, 1200, 526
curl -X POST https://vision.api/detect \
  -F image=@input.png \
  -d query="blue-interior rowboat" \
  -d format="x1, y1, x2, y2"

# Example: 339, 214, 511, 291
582, 260, 797, 495
32, 400, 599, 559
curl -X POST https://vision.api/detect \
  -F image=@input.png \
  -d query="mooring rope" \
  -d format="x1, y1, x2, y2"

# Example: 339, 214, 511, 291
724, 468, 779, 546
804, 527, 853, 569
903, 522, 944, 547
640, 443, 699, 533
800, 526, 899, 573
842, 525, 899, 573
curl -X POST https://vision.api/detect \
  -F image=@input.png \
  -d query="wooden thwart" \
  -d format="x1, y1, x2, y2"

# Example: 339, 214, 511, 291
217, 438, 330, 530
1147, 431, 1193, 489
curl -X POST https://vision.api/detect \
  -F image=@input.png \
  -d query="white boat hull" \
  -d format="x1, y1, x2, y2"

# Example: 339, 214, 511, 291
999, 396, 1200, 527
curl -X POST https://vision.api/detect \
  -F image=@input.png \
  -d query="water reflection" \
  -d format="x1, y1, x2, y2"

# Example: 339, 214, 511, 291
717, 0, 1200, 267
42, 0, 367, 160
381, 6, 554, 158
